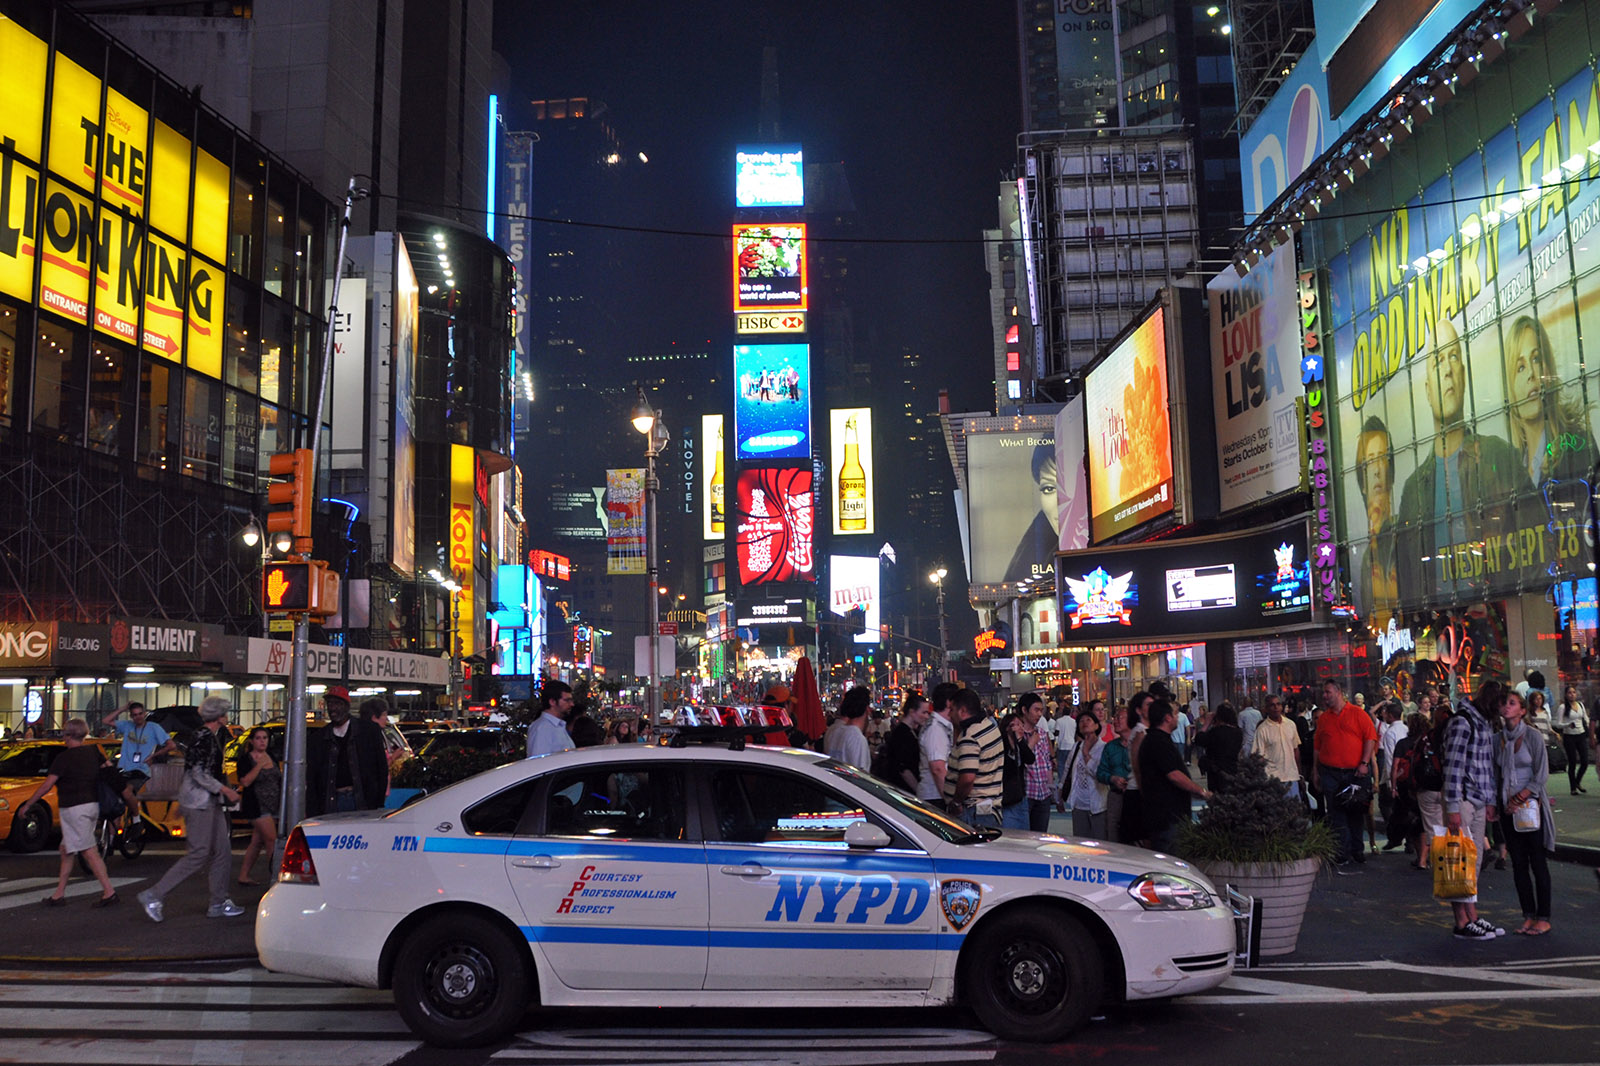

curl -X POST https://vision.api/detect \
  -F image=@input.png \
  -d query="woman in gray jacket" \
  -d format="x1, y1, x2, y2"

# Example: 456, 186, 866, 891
1495, 689, 1555, 936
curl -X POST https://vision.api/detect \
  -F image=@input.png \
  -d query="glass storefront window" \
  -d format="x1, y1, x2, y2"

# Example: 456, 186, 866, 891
138, 355, 173, 471
295, 212, 317, 311
32, 317, 85, 444
221, 387, 258, 491
86, 342, 129, 456
229, 165, 263, 282
0, 300, 17, 426
180, 371, 220, 480
259, 296, 291, 407
225, 280, 259, 394
264, 190, 292, 299
258, 401, 288, 472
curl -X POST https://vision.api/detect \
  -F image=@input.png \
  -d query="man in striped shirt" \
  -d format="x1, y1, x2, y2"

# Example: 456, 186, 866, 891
943, 689, 1005, 829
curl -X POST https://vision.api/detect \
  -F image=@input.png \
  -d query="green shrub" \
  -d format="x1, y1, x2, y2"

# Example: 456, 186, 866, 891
1176, 753, 1339, 865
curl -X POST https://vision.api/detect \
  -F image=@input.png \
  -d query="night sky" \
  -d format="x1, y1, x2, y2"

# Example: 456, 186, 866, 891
491, 0, 1020, 411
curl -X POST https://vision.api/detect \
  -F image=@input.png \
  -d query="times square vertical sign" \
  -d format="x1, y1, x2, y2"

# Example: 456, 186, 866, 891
492, 117, 534, 382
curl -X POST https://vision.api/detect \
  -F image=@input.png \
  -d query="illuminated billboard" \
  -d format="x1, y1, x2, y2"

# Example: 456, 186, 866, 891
1053, 397, 1089, 552
605, 469, 646, 575
735, 145, 804, 208
829, 408, 874, 536
965, 417, 1058, 588
0, 18, 226, 373
734, 343, 810, 460
1054, 518, 1318, 643
733, 224, 808, 312
449, 445, 477, 657
702, 414, 725, 540
1208, 243, 1303, 513
735, 466, 815, 585
830, 555, 881, 645
1085, 307, 1175, 542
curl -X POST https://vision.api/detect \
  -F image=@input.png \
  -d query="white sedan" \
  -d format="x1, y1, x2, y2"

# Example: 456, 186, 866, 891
257, 743, 1234, 1047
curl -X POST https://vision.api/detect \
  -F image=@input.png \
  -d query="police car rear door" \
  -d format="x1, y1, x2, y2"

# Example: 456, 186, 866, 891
504, 761, 708, 990
700, 763, 937, 991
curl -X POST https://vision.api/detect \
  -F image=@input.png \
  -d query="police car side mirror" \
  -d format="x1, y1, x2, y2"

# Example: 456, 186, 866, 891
843, 821, 891, 849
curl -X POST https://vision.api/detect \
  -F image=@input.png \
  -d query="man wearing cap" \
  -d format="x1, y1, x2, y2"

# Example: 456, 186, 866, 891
306, 685, 389, 814
824, 686, 872, 770
526, 680, 576, 757
138, 696, 243, 923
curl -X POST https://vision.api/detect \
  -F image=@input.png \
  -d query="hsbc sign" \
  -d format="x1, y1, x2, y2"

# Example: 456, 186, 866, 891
735, 311, 806, 335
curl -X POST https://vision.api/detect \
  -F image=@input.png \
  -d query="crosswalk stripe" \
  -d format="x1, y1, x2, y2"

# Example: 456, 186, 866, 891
0, 876, 141, 912
0, 1005, 411, 1032
0, 1037, 419, 1066
0, 877, 71, 896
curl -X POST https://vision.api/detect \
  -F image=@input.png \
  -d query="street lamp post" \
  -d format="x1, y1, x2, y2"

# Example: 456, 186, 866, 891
632, 390, 671, 727
929, 567, 949, 681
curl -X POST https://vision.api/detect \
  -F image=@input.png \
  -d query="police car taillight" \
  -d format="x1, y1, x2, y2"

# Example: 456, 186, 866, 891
279, 826, 319, 885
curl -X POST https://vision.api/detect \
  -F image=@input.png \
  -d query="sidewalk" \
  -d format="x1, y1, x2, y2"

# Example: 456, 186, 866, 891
0, 842, 262, 964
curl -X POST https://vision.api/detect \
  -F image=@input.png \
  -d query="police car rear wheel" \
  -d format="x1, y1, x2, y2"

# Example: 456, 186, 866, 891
393, 914, 530, 1048
964, 909, 1102, 1042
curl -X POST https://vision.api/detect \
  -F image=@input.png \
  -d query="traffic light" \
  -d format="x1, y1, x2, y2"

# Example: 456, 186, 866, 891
263, 562, 311, 612
266, 448, 313, 555
262, 559, 341, 617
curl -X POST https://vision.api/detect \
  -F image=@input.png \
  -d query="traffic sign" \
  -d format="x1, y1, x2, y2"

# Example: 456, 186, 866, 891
658, 621, 679, 635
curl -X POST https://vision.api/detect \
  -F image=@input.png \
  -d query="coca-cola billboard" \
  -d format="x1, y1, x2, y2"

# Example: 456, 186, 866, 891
735, 466, 815, 585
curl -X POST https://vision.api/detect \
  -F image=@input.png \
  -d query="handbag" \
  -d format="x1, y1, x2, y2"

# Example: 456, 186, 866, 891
1432, 828, 1479, 899
1510, 797, 1541, 832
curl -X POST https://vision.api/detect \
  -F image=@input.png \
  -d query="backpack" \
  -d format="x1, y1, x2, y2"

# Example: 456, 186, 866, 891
1409, 725, 1446, 792
96, 765, 126, 820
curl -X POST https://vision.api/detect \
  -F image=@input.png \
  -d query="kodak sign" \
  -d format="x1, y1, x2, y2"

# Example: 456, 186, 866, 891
0, 19, 227, 375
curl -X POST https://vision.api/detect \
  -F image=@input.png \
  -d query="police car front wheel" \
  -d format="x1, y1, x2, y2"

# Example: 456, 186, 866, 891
963, 908, 1104, 1043
392, 914, 531, 1048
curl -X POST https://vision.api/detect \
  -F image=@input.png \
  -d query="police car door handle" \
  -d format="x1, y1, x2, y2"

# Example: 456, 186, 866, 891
513, 855, 561, 869
720, 864, 771, 877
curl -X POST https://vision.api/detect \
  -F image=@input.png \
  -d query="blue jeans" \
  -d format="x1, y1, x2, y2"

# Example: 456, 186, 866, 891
1001, 802, 1030, 829
1317, 763, 1363, 861
961, 805, 1003, 829
1028, 797, 1054, 832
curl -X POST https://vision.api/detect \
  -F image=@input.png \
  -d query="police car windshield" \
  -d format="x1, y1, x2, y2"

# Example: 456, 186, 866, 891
819, 761, 980, 844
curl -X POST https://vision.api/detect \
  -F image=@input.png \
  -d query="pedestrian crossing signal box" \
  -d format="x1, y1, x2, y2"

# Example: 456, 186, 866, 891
263, 560, 340, 618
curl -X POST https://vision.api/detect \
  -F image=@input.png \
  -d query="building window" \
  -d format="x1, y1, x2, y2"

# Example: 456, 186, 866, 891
138, 355, 174, 471
33, 317, 86, 445
0, 300, 17, 426
86, 342, 129, 457
229, 165, 263, 282
222, 387, 259, 491
264, 189, 292, 299
181, 371, 221, 480
225, 281, 260, 394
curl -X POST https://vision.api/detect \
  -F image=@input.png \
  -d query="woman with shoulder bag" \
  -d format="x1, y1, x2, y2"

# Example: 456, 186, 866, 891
1495, 689, 1555, 936
1554, 685, 1593, 795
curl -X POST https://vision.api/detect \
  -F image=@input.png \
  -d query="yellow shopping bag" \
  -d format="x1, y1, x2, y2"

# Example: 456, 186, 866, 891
1432, 828, 1478, 899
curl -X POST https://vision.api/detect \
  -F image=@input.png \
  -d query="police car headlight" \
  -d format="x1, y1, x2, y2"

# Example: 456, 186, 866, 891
1127, 873, 1214, 911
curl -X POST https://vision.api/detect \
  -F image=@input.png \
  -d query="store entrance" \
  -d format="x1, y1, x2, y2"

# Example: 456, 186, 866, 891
1109, 644, 1207, 709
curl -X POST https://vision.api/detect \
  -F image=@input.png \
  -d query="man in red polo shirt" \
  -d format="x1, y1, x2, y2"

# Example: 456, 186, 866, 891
1312, 678, 1377, 867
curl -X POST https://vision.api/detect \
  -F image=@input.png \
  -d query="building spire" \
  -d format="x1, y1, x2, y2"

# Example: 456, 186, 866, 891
759, 44, 781, 139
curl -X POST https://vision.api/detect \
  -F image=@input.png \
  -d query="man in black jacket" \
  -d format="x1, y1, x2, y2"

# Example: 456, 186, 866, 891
306, 686, 388, 814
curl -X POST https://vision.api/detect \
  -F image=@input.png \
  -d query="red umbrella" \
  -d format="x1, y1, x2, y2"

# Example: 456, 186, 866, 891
791, 656, 827, 741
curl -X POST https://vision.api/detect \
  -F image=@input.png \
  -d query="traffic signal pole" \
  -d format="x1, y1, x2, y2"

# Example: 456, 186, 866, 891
278, 177, 362, 862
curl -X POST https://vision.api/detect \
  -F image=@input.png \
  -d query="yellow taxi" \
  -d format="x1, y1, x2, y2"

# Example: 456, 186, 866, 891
0, 739, 119, 852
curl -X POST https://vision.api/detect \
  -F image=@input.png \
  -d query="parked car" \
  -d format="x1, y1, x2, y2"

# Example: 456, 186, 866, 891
257, 742, 1234, 1048
415, 727, 524, 762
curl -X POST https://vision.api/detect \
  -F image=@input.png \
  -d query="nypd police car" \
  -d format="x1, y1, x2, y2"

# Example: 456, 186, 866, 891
256, 742, 1234, 1048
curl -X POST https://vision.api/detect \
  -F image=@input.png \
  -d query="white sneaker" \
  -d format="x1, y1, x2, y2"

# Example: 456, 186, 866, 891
137, 890, 163, 924
206, 899, 245, 918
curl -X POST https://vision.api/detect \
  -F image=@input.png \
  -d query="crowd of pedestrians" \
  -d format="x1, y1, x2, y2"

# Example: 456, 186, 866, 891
840, 672, 1582, 944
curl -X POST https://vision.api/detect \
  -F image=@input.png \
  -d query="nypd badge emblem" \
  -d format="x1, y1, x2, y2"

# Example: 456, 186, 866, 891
940, 879, 982, 931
